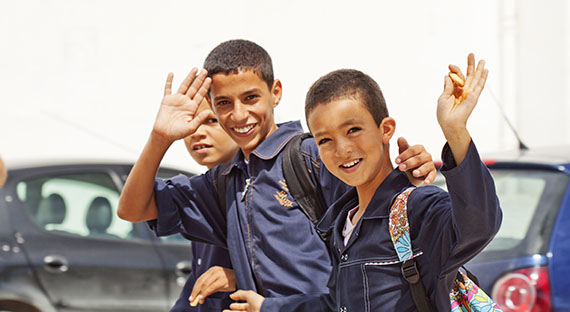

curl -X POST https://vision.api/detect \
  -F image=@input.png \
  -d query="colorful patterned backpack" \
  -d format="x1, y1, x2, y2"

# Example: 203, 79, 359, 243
389, 187, 503, 312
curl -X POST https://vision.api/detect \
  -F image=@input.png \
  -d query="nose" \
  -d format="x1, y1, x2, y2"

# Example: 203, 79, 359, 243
334, 137, 353, 158
230, 101, 248, 123
190, 124, 207, 140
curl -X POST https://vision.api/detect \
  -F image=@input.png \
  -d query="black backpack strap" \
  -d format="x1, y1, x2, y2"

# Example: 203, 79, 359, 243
401, 260, 436, 312
389, 188, 436, 312
213, 162, 232, 214
281, 133, 328, 240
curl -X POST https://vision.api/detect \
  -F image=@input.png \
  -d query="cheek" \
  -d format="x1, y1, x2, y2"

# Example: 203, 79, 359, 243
317, 147, 337, 172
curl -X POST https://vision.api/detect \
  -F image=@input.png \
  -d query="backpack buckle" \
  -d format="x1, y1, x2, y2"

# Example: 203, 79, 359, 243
401, 259, 420, 284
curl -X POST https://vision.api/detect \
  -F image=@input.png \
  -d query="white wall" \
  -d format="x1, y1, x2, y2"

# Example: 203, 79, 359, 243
0, 0, 568, 174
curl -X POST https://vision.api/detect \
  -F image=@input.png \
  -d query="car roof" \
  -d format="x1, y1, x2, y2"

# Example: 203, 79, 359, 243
482, 145, 570, 166
5, 157, 191, 173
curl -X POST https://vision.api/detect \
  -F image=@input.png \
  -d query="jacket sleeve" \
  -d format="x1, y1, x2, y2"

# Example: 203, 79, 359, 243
146, 166, 228, 248
410, 140, 502, 274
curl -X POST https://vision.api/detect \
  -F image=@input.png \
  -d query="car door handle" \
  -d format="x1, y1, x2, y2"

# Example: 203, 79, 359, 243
43, 255, 69, 273
176, 260, 192, 275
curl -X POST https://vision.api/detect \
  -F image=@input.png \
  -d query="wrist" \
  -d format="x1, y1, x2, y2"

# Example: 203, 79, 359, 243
149, 131, 174, 150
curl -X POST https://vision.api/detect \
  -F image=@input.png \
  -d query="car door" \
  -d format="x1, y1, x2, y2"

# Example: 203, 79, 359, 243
6, 164, 170, 312
138, 167, 195, 306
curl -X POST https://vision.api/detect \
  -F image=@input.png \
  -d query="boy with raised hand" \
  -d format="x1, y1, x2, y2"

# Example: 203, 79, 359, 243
226, 54, 501, 311
118, 39, 436, 310
170, 99, 238, 311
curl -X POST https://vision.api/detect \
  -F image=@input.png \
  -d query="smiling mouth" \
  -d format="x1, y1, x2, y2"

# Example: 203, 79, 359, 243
233, 124, 256, 134
193, 144, 213, 151
340, 159, 361, 168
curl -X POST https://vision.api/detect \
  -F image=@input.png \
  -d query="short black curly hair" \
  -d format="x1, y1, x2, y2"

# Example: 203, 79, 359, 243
203, 39, 274, 89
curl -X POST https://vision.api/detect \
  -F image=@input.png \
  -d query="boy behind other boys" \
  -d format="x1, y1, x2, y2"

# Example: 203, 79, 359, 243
227, 54, 502, 311
170, 99, 238, 311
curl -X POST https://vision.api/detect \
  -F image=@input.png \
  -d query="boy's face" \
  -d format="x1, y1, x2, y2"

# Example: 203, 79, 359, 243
184, 100, 239, 169
308, 97, 395, 189
207, 70, 282, 159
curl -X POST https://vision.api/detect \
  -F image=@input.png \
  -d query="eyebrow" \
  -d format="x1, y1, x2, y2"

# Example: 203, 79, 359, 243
213, 88, 262, 102
312, 117, 362, 138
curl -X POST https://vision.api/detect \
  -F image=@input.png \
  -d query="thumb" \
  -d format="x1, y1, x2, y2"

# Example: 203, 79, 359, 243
397, 137, 409, 155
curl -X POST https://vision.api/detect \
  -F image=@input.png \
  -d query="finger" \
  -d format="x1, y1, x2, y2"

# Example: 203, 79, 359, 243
164, 72, 174, 96
229, 290, 246, 300
438, 76, 454, 105
187, 109, 213, 135
192, 77, 212, 105
396, 137, 409, 159
466, 53, 475, 77
177, 68, 198, 94
411, 162, 436, 180
189, 272, 205, 304
396, 144, 425, 171
186, 69, 208, 97
423, 168, 438, 185
397, 148, 432, 173
448, 64, 465, 81
228, 303, 249, 311
189, 295, 201, 307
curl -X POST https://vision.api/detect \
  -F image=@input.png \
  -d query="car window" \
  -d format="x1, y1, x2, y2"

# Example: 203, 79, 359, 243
433, 168, 569, 258
16, 172, 138, 240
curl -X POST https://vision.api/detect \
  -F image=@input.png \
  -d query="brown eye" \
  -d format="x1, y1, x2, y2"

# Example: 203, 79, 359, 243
348, 127, 361, 134
318, 138, 331, 145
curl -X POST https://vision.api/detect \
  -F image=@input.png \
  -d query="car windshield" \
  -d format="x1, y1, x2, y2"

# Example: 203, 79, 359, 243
433, 167, 569, 260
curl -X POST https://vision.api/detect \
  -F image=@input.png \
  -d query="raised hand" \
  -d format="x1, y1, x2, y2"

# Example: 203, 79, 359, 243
437, 53, 489, 164
153, 68, 212, 143
437, 53, 488, 133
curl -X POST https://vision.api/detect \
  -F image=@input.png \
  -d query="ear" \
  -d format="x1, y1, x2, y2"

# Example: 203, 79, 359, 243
271, 79, 283, 107
379, 117, 396, 144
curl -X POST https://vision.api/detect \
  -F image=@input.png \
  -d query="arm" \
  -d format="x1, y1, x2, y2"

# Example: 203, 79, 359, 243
411, 54, 499, 284
118, 69, 212, 222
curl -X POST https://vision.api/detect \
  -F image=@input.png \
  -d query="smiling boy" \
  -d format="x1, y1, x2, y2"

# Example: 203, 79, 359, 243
226, 54, 502, 311
118, 39, 436, 310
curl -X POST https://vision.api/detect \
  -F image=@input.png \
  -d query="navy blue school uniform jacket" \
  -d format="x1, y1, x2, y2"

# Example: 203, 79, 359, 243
147, 121, 351, 311
276, 141, 502, 312
170, 241, 232, 312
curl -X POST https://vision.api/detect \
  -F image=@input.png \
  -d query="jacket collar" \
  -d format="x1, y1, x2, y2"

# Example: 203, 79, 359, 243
221, 120, 304, 175
316, 168, 412, 236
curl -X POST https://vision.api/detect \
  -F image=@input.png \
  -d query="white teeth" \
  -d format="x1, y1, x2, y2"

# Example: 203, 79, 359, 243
194, 145, 207, 150
234, 124, 255, 133
341, 159, 360, 168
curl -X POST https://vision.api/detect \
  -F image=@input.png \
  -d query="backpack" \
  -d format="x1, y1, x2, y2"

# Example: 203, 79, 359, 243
214, 132, 329, 240
389, 187, 503, 312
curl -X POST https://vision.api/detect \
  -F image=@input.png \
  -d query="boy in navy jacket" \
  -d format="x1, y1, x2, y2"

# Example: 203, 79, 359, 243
228, 54, 502, 311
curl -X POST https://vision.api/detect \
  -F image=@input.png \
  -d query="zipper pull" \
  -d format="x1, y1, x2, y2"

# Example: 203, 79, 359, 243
241, 178, 252, 201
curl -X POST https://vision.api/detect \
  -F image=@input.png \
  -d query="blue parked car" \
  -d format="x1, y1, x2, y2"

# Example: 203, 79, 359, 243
434, 145, 570, 311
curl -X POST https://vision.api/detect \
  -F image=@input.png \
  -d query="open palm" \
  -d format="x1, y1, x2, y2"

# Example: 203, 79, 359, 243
437, 53, 488, 132
153, 68, 212, 142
